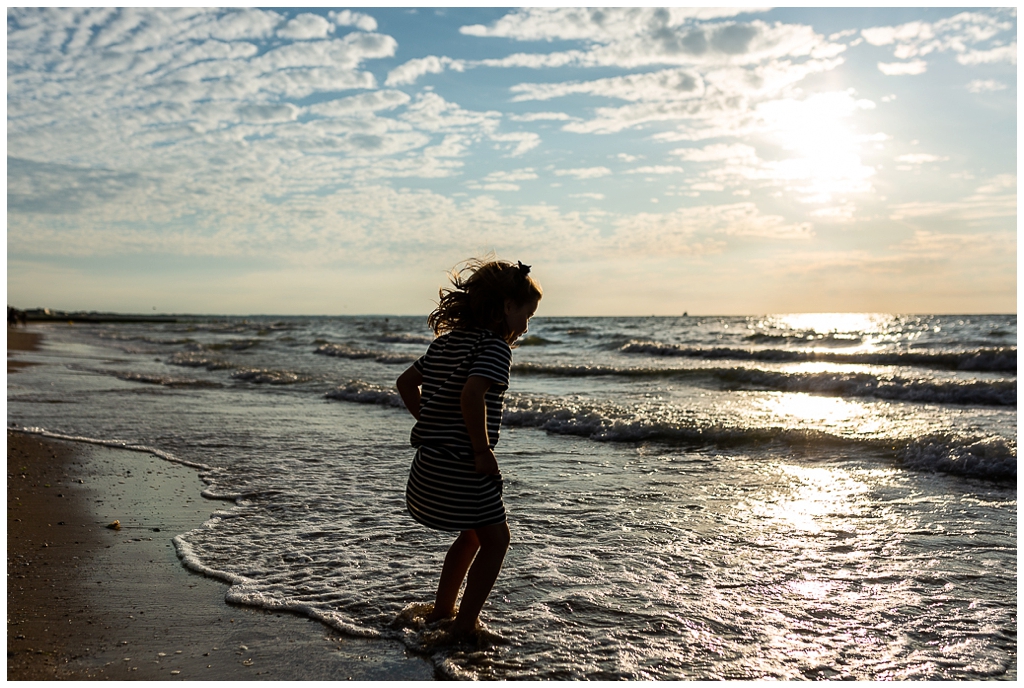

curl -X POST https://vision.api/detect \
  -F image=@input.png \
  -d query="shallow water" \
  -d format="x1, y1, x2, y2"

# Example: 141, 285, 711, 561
8, 313, 1016, 679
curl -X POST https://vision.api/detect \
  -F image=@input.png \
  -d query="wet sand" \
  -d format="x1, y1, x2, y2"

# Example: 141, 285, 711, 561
7, 327, 41, 373
7, 330, 435, 680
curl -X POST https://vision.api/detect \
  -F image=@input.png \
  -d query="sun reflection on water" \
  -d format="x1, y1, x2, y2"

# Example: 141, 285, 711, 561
755, 391, 886, 436
772, 313, 892, 337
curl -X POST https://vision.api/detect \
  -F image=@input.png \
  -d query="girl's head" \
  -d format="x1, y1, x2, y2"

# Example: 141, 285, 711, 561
428, 257, 543, 345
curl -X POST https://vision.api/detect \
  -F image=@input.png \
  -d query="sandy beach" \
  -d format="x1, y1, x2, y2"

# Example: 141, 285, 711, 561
7, 328, 435, 680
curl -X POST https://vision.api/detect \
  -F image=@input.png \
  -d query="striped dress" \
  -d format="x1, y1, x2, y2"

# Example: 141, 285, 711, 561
405, 327, 512, 532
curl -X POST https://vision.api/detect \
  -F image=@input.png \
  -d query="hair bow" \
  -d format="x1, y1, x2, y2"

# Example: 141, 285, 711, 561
517, 260, 531, 276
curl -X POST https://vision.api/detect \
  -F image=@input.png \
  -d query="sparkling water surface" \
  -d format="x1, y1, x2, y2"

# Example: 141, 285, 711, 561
8, 314, 1015, 679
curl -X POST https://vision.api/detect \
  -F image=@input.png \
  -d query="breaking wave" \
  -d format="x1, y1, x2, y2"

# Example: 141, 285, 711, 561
620, 340, 1017, 373
230, 368, 312, 385
325, 380, 406, 408
167, 352, 236, 370
513, 363, 1015, 406
314, 343, 417, 365
324, 381, 1015, 481
114, 372, 223, 389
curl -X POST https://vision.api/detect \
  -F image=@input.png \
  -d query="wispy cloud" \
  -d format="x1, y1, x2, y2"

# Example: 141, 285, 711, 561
888, 175, 1016, 224
878, 60, 928, 76
386, 55, 466, 86
966, 78, 1008, 92
862, 10, 1015, 71
554, 167, 613, 179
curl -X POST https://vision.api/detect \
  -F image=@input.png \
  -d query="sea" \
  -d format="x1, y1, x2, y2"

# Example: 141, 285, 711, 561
7, 313, 1016, 680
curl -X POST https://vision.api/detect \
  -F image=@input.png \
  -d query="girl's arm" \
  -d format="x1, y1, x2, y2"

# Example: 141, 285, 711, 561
396, 365, 423, 420
461, 375, 499, 474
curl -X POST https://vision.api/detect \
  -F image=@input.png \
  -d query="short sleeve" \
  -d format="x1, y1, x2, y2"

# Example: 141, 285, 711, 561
468, 336, 512, 388
414, 334, 446, 373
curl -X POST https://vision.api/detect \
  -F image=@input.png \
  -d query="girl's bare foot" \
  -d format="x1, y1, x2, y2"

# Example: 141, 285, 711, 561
424, 605, 455, 624
447, 617, 479, 639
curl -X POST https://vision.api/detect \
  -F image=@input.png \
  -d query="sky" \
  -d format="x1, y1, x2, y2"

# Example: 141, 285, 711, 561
5, 6, 1017, 316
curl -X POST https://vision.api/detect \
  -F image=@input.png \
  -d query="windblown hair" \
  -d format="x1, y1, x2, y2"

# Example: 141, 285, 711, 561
428, 258, 543, 345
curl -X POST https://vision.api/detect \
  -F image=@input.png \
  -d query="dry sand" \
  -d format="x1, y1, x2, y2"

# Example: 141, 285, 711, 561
7, 328, 435, 680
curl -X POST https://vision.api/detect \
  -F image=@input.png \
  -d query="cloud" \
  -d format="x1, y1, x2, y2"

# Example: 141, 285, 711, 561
460, 7, 762, 42
462, 9, 844, 70
484, 169, 539, 183
6, 7, 537, 236
511, 67, 703, 103
862, 10, 1015, 70
509, 112, 580, 122
307, 90, 411, 117
611, 201, 811, 255
401, 92, 501, 133
237, 103, 300, 123
966, 78, 1008, 92
554, 167, 613, 179
489, 132, 542, 157
542, 57, 843, 137
888, 175, 1016, 223
626, 166, 687, 174
465, 167, 539, 191
877, 60, 928, 75
385, 55, 466, 86
7, 157, 153, 214
328, 10, 377, 33
674, 143, 758, 163
278, 13, 332, 40
957, 43, 1017, 65
663, 91, 878, 204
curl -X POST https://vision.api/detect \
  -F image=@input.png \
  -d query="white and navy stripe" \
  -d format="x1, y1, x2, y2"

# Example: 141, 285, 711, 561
410, 328, 511, 451
405, 327, 512, 531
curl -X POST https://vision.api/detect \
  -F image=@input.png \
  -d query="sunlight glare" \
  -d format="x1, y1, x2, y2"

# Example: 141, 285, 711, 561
774, 313, 892, 337
757, 92, 877, 204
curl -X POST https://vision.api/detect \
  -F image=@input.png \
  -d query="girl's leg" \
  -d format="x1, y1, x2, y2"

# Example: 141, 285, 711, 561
451, 521, 510, 635
426, 530, 480, 623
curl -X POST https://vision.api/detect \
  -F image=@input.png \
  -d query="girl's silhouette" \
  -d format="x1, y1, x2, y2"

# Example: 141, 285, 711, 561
397, 258, 542, 637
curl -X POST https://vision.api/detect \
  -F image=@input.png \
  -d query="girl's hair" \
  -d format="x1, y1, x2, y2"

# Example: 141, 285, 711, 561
428, 257, 543, 345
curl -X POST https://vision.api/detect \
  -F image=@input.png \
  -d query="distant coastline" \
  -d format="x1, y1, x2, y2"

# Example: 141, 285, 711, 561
12, 308, 179, 324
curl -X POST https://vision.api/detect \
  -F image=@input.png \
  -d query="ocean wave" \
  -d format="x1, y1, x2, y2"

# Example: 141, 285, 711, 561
231, 368, 312, 385
167, 351, 236, 370
321, 376, 1016, 481
314, 343, 417, 365
744, 332, 863, 346
178, 339, 261, 352
501, 397, 1015, 481
115, 372, 224, 389
620, 340, 1017, 372
513, 363, 1015, 406
899, 435, 1016, 481
203, 339, 262, 351
98, 332, 195, 345
376, 333, 433, 345
13, 426, 210, 470
324, 380, 406, 408
714, 369, 1015, 406
518, 335, 560, 346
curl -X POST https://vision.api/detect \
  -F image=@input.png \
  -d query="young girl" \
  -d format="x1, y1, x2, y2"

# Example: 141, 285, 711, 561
396, 258, 542, 637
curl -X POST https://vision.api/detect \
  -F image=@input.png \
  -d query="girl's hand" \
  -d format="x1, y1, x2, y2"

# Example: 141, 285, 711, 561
474, 447, 500, 475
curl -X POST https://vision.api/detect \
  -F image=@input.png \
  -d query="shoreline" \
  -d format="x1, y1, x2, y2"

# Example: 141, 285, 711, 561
7, 328, 435, 680
6, 433, 435, 680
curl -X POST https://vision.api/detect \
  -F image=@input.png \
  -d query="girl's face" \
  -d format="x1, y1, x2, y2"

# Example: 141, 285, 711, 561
504, 297, 539, 341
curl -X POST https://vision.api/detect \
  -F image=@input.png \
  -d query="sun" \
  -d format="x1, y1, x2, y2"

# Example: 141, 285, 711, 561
756, 91, 878, 204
